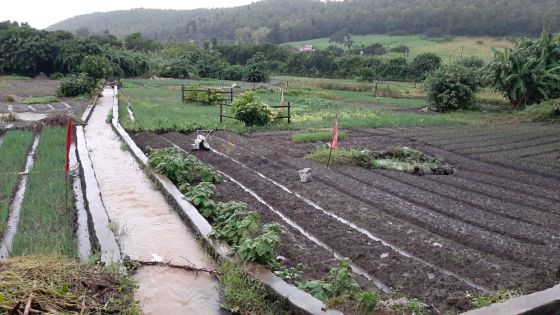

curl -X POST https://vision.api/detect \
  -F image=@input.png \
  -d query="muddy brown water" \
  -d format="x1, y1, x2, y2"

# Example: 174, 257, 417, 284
84, 89, 220, 314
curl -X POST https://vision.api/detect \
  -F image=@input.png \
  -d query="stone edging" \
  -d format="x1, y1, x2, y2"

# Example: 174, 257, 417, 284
75, 93, 121, 264
461, 284, 560, 315
109, 86, 342, 315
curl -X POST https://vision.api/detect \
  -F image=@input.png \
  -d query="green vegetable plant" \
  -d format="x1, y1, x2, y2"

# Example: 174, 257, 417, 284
274, 263, 304, 282
148, 147, 221, 184
211, 210, 260, 245
299, 258, 361, 301
183, 182, 217, 220
234, 223, 283, 267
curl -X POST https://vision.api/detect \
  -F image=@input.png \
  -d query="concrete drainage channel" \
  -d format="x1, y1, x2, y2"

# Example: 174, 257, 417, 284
110, 86, 342, 314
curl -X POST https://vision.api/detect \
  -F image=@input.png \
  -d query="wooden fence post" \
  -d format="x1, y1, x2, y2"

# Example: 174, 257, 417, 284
181, 85, 185, 102
220, 103, 223, 123
230, 88, 233, 103
288, 102, 291, 124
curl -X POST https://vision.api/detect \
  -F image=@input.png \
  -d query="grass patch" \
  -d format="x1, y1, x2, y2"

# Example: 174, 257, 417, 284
10, 128, 77, 257
306, 146, 370, 165
470, 289, 523, 308
218, 260, 288, 315
306, 145, 449, 173
0, 256, 139, 314
292, 130, 347, 143
0, 130, 34, 235
284, 34, 513, 61
0, 75, 31, 81
21, 95, 59, 104
522, 99, 560, 122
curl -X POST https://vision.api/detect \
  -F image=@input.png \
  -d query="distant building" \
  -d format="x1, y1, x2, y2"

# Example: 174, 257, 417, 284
299, 44, 314, 52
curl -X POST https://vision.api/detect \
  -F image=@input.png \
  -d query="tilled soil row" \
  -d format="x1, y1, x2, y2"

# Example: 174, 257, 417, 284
206, 132, 556, 290
133, 131, 479, 312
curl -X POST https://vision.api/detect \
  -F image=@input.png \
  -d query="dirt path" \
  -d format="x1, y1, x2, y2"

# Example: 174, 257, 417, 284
84, 88, 220, 314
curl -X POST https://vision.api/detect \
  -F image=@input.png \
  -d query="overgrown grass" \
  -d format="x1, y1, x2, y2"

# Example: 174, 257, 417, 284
0, 256, 139, 314
306, 145, 448, 173
0, 130, 34, 235
292, 129, 347, 143
21, 95, 59, 104
522, 99, 560, 122
218, 260, 289, 315
470, 289, 523, 308
10, 128, 77, 257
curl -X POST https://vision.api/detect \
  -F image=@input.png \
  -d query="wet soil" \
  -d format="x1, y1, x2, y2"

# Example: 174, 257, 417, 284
132, 124, 560, 314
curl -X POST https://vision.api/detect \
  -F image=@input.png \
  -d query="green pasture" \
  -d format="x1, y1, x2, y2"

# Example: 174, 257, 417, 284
120, 78, 515, 134
285, 34, 513, 61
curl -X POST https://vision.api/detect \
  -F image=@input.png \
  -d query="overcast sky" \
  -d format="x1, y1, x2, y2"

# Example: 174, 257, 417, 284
2, 0, 258, 29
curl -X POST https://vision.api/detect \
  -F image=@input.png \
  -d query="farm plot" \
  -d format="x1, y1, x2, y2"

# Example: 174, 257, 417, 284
132, 124, 560, 313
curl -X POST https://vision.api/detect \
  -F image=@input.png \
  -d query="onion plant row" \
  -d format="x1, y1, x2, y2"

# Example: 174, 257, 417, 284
10, 128, 77, 257
0, 130, 34, 236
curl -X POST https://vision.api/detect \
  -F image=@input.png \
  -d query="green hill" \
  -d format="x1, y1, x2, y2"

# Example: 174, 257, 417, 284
47, 0, 560, 43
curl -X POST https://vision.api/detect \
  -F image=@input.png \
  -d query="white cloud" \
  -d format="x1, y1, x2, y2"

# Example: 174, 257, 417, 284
1, 0, 258, 29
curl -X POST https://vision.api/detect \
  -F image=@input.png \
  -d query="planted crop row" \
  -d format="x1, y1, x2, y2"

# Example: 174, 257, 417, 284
0, 130, 34, 236
10, 128, 77, 257
147, 146, 385, 314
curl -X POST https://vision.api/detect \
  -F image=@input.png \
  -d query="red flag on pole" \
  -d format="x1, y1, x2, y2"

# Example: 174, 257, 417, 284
331, 115, 338, 150
65, 120, 73, 174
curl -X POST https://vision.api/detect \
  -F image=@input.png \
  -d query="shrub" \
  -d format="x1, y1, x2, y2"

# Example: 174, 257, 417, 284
409, 53, 442, 79
245, 52, 269, 83
426, 64, 480, 112
231, 92, 274, 126
456, 56, 485, 69
222, 65, 246, 81
80, 55, 112, 81
5, 95, 15, 102
356, 67, 376, 82
56, 73, 97, 97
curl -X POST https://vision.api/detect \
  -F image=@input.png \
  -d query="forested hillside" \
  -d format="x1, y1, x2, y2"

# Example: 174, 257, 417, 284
48, 0, 560, 43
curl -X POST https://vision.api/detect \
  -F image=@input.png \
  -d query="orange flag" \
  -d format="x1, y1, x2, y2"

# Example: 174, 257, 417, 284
331, 115, 338, 150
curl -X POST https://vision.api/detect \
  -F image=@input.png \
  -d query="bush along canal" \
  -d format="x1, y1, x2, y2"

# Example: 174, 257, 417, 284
84, 88, 221, 314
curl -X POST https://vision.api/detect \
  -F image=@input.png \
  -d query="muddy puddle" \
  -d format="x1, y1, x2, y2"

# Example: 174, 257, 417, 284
84, 88, 220, 314
0, 135, 40, 258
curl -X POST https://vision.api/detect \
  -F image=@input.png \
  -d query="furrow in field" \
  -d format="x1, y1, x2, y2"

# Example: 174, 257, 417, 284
463, 138, 560, 156
336, 167, 560, 242
439, 133, 560, 152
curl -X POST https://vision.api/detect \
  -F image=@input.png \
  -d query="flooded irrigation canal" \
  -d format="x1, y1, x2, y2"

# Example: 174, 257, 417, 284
84, 88, 220, 314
